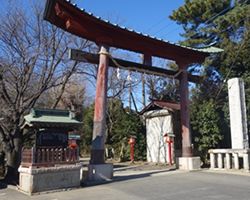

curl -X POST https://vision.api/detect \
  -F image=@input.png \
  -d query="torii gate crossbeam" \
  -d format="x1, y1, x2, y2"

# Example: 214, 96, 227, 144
69, 49, 202, 83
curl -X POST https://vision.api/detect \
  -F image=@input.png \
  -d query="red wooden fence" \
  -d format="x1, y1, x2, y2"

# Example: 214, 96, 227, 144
21, 147, 79, 167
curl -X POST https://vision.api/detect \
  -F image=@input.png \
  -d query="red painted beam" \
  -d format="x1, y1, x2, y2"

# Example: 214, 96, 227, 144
44, 0, 208, 64
69, 49, 203, 83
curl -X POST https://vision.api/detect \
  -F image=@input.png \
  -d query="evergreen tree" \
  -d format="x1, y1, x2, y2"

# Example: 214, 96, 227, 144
106, 99, 146, 161
190, 99, 223, 164
81, 104, 95, 154
82, 99, 146, 161
170, 0, 250, 158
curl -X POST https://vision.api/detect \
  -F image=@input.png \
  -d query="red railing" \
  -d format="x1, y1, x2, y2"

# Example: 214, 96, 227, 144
21, 147, 79, 167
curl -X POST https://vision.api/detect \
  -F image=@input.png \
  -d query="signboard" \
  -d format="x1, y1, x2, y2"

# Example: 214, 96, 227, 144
69, 49, 87, 62
68, 131, 81, 140
36, 130, 68, 147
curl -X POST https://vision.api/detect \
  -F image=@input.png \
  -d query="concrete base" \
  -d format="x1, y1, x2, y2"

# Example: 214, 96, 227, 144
178, 157, 201, 170
18, 164, 81, 195
87, 163, 113, 182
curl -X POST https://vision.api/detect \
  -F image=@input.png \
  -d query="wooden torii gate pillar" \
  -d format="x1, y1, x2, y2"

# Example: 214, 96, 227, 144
179, 63, 192, 157
88, 45, 114, 181
90, 45, 109, 165
178, 62, 201, 169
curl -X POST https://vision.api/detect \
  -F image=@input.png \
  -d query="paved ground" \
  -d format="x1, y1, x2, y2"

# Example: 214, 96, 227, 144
0, 166, 250, 200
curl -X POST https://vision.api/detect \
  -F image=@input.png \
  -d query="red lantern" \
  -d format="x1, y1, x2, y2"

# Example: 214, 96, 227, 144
128, 137, 136, 145
164, 133, 174, 165
128, 136, 136, 162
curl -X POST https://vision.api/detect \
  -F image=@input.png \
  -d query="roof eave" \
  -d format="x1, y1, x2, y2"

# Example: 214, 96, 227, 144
43, 0, 56, 22
43, 0, 217, 64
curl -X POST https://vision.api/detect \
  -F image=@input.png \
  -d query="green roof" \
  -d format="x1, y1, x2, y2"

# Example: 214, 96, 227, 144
23, 108, 82, 128
195, 46, 224, 53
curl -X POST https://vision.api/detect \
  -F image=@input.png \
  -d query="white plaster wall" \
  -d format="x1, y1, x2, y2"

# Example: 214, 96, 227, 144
145, 110, 174, 164
228, 78, 249, 149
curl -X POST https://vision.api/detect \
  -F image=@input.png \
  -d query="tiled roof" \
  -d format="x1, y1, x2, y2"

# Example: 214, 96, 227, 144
140, 100, 180, 114
44, 0, 223, 63
23, 108, 81, 128
61, 0, 223, 54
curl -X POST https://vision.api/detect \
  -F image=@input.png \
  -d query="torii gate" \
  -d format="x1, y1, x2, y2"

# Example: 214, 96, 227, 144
44, 0, 222, 178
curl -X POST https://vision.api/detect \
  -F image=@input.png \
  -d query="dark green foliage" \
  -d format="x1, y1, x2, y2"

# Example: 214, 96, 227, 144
81, 99, 146, 161
106, 99, 146, 161
81, 104, 95, 154
190, 99, 223, 164
170, 0, 250, 79
170, 0, 250, 159
150, 79, 180, 102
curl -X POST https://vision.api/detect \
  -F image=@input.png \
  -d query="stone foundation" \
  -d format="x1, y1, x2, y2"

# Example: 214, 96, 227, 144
178, 157, 201, 170
18, 164, 81, 195
87, 163, 113, 182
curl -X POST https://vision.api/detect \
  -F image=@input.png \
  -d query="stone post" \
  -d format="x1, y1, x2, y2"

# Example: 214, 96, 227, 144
217, 153, 223, 169
210, 153, 215, 169
228, 78, 249, 149
233, 153, 239, 169
243, 153, 250, 171
225, 153, 231, 169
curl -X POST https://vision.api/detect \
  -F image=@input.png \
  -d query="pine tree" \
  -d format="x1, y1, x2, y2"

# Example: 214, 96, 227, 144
170, 0, 250, 159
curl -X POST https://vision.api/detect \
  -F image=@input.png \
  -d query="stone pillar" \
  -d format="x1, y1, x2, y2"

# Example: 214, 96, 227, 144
217, 153, 223, 169
243, 153, 250, 171
225, 153, 231, 169
228, 78, 249, 149
210, 153, 215, 169
233, 153, 239, 169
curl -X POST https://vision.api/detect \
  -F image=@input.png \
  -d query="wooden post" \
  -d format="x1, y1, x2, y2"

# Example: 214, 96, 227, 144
179, 63, 192, 157
142, 54, 152, 106
32, 147, 36, 165
90, 45, 109, 164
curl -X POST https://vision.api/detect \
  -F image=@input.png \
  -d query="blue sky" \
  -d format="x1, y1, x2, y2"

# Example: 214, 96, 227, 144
1, 0, 185, 42
72, 0, 186, 107
0, 0, 187, 109
75, 0, 185, 42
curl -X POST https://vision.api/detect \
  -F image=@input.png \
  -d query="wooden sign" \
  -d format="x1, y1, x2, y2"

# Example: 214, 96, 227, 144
68, 131, 81, 140
69, 49, 88, 62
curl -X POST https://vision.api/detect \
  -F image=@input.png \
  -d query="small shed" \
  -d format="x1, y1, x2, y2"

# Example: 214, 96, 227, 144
140, 100, 181, 164
19, 108, 82, 195
21, 108, 82, 167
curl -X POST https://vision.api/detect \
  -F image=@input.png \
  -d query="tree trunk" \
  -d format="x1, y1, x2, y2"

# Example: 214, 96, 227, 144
119, 142, 125, 162
4, 136, 22, 184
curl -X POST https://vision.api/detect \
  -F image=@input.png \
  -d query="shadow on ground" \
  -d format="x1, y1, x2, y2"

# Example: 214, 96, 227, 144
0, 179, 7, 190
113, 168, 177, 182
82, 166, 177, 187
